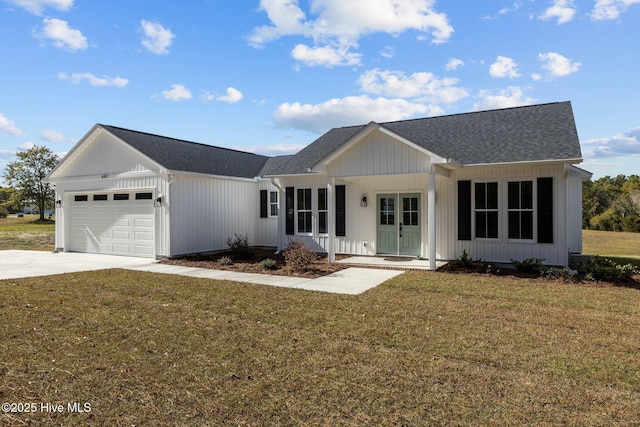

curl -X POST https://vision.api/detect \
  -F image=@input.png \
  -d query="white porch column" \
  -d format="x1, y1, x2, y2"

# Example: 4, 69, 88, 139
428, 171, 437, 270
327, 177, 335, 263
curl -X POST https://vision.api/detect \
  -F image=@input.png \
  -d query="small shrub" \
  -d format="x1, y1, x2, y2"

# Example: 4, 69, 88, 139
451, 250, 475, 268
259, 258, 278, 270
541, 267, 577, 281
283, 239, 319, 273
217, 256, 233, 265
482, 262, 500, 275
226, 233, 250, 258
511, 257, 545, 274
586, 256, 639, 282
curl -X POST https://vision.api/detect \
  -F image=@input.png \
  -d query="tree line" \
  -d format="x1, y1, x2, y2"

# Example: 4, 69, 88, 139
583, 175, 640, 232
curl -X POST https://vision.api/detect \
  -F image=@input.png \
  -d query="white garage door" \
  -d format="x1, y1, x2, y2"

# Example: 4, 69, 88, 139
68, 191, 155, 258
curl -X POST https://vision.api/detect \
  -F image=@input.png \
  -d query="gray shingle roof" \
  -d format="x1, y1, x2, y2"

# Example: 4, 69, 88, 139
267, 101, 582, 175
101, 125, 269, 179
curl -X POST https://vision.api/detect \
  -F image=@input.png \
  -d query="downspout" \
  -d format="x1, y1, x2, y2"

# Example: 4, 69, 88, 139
270, 177, 284, 254
165, 172, 176, 258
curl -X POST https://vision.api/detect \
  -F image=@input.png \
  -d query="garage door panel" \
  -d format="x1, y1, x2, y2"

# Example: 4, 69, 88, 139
68, 191, 155, 258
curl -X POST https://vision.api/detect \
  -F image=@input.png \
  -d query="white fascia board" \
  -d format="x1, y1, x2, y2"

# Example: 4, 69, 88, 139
464, 158, 583, 168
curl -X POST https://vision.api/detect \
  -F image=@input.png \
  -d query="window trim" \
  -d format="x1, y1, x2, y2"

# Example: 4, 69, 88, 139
296, 188, 312, 234
318, 188, 328, 234
507, 180, 534, 241
269, 191, 279, 217
474, 181, 499, 240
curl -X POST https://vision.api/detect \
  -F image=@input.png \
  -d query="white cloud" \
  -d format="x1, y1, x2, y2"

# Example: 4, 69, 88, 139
380, 46, 395, 59
474, 87, 535, 110
248, 0, 453, 66
273, 95, 435, 134
201, 87, 244, 104
218, 87, 244, 104
41, 129, 71, 143
37, 18, 87, 51
489, 56, 521, 78
445, 58, 464, 71
592, 0, 640, 20
583, 128, 640, 158
5, 0, 72, 15
537, 52, 580, 77
18, 141, 35, 151
57, 72, 128, 87
291, 43, 362, 67
0, 149, 16, 160
161, 84, 192, 101
0, 113, 24, 136
358, 69, 468, 104
140, 20, 175, 55
539, 0, 577, 24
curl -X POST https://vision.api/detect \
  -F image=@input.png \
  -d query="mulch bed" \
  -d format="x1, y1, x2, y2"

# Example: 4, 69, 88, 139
162, 248, 347, 279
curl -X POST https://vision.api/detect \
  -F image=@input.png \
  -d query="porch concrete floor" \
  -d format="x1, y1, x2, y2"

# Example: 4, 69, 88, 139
336, 256, 447, 270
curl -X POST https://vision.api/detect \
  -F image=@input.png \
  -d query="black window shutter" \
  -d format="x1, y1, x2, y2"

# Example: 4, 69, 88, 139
458, 180, 472, 240
335, 185, 346, 237
260, 190, 268, 218
537, 177, 553, 243
285, 187, 294, 235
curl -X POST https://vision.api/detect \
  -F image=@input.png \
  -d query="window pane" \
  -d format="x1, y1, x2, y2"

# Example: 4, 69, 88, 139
487, 182, 498, 209
521, 211, 533, 239
403, 198, 410, 211
521, 181, 533, 210
476, 212, 487, 238
509, 211, 520, 239
387, 213, 395, 225
318, 189, 327, 211
135, 192, 153, 200
403, 212, 410, 225
74, 195, 88, 202
380, 213, 387, 225
388, 198, 394, 210
298, 213, 305, 232
381, 198, 387, 211
411, 212, 418, 226
270, 205, 278, 216
304, 189, 311, 210
297, 189, 304, 210
93, 194, 107, 201
270, 191, 277, 203
319, 212, 327, 233
475, 183, 486, 209
411, 197, 418, 211
305, 212, 312, 232
114, 193, 129, 200
487, 211, 499, 238
508, 182, 520, 210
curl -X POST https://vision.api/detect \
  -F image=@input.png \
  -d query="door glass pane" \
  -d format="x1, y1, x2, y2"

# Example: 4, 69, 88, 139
411, 212, 418, 225
388, 213, 394, 225
411, 197, 418, 211
403, 212, 410, 225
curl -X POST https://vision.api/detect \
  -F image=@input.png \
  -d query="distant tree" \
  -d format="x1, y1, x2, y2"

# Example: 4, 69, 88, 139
583, 174, 640, 232
3, 146, 59, 221
0, 186, 21, 214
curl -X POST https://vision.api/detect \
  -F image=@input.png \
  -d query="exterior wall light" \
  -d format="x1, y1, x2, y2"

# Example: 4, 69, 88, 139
360, 194, 368, 207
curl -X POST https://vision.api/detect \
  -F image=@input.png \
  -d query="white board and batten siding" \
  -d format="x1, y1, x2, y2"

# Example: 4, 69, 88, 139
169, 174, 264, 256
438, 163, 573, 266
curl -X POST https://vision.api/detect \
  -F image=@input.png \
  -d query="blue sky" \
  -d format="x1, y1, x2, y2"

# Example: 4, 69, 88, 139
1, 0, 639, 181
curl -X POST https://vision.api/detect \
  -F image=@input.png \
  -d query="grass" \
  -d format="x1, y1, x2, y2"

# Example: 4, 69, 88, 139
0, 215, 55, 251
583, 229, 640, 268
1, 269, 639, 425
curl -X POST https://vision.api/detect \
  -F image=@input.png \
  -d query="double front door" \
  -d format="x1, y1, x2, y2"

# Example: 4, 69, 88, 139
377, 193, 421, 256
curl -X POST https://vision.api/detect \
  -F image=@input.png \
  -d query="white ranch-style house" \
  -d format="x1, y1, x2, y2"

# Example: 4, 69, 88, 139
46, 101, 591, 269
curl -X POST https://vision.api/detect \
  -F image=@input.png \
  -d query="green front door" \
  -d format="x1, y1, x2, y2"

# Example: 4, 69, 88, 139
399, 193, 421, 256
377, 194, 397, 254
377, 193, 421, 256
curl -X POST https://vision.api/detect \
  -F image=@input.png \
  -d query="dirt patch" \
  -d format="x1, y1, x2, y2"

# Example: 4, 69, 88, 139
162, 248, 347, 279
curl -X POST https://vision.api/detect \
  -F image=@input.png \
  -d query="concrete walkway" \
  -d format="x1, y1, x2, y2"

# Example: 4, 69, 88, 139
0, 250, 404, 295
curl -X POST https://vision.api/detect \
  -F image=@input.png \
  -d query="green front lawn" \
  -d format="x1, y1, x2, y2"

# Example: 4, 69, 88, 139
0, 215, 55, 251
1, 269, 639, 425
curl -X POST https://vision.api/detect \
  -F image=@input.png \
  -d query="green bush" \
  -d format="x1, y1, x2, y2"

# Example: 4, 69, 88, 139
451, 250, 475, 268
283, 239, 319, 273
217, 256, 233, 265
586, 256, 639, 282
511, 258, 545, 273
541, 267, 577, 281
259, 258, 278, 270
226, 234, 251, 258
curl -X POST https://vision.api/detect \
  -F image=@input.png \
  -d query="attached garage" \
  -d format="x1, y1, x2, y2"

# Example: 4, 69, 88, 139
67, 191, 155, 258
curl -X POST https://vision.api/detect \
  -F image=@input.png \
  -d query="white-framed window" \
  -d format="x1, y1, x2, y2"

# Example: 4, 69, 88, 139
318, 188, 328, 234
297, 188, 312, 233
269, 191, 278, 217
474, 182, 499, 239
508, 181, 534, 240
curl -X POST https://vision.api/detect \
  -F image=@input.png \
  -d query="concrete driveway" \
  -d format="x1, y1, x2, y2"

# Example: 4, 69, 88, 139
0, 250, 157, 280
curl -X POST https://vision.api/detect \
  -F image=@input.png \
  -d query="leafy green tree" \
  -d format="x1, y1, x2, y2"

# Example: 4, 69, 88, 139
3, 146, 59, 221
0, 186, 21, 216
584, 175, 640, 232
